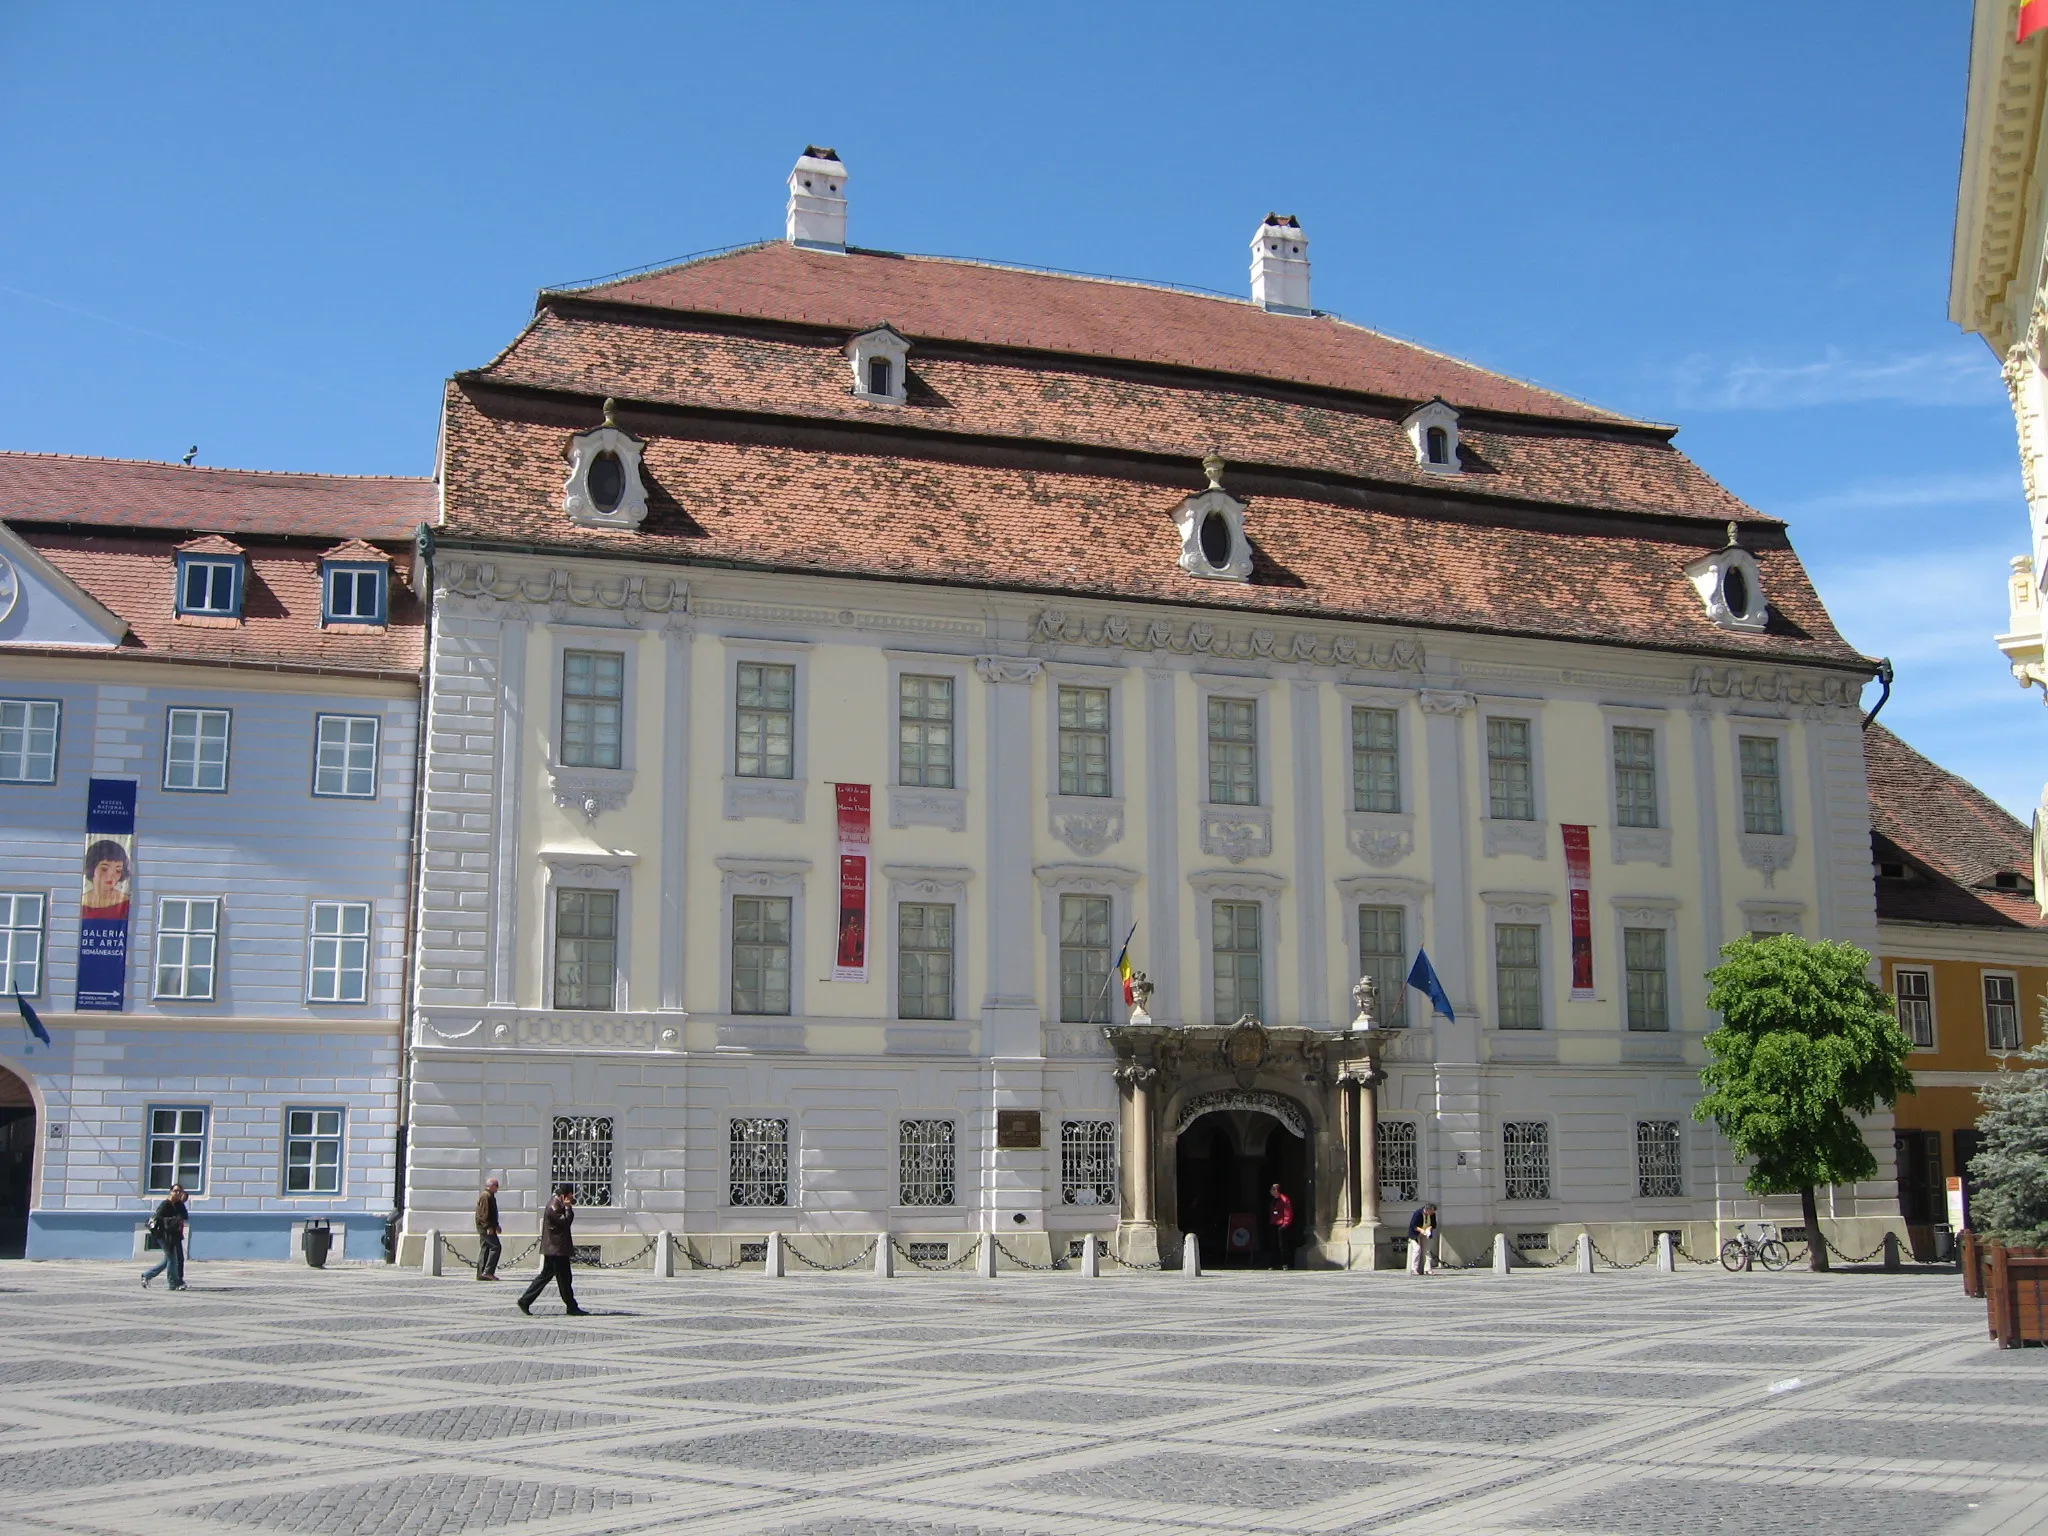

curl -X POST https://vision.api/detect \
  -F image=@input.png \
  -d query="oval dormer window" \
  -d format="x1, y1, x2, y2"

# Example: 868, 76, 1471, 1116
587, 451, 626, 514
1199, 511, 1232, 569
1722, 565, 1751, 620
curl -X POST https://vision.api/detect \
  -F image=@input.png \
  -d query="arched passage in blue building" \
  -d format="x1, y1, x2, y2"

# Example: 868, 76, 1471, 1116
0, 1065, 34, 1259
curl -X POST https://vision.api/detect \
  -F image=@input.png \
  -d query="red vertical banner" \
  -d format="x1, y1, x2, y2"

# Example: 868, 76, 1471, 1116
1562, 823, 1594, 1000
832, 784, 871, 982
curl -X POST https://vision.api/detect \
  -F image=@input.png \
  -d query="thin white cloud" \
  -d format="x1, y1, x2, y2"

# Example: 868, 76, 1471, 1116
1809, 543, 2011, 669
1775, 470, 2022, 521
1665, 345, 2002, 411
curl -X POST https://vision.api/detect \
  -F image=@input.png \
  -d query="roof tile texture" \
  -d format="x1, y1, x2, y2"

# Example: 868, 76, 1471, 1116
1866, 724, 2045, 931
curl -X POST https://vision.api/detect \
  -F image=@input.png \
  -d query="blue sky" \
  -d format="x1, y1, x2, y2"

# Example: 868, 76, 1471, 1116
4, 3, 2042, 812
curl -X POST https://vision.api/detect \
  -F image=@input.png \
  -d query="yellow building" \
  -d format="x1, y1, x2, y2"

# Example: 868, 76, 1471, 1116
1868, 725, 2048, 1254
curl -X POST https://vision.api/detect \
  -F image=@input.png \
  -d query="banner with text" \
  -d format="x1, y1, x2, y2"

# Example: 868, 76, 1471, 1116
832, 783, 871, 982
1563, 822, 1595, 1000
77, 778, 138, 1012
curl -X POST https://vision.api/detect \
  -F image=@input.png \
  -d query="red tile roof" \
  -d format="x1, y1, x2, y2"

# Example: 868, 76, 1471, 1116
1866, 725, 2045, 931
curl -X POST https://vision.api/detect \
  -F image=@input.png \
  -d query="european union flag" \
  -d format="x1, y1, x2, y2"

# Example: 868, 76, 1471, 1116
1406, 950, 1456, 1022
14, 992, 51, 1046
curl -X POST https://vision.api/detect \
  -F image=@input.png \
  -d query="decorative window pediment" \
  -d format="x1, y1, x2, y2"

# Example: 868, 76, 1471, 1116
1401, 399, 1462, 474
1174, 454, 1253, 582
1683, 526, 1769, 633
847, 324, 911, 405
562, 399, 649, 531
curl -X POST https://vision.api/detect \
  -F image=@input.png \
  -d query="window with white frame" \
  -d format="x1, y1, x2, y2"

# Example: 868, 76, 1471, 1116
176, 555, 241, 617
1487, 717, 1534, 821
1058, 893, 1112, 1024
1636, 1120, 1683, 1198
551, 1114, 613, 1206
0, 700, 59, 783
146, 1106, 207, 1193
728, 1117, 790, 1206
1060, 1119, 1116, 1207
897, 902, 955, 1020
1623, 927, 1669, 1032
1212, 901, 1263, 1022
1206, 696, 1258, 806
1351, 706, 1399, 813
1357, 905, 1408, 1028
153, 897, 219, 1000
1612, 726, 1658, 828
313, 714, 380, 798
552, 889, 618, 1011
164, 708, 230, 792
898, 674, 955, 788
867, 355, 893, 398
560, 649, 624, 769
1894, 967, 1934, 1049
323, 564, 387, 625
284, 1107, 344, 1194
1495, 924, 1543, 1030
899, 1118, 956, 1206
1739, 735, 1784, 835
1378, 1119, 1419, 1203
306, 902, 370, 1003
0, 893, 45, 996
1985, 973, 2021, 1052
1502, 1121, 1551, 1200
1057, 685, 1111, 797
732, 895, 793, 1015
735, 661, 795, 779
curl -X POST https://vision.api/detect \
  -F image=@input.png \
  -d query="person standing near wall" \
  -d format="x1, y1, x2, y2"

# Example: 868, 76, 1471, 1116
474, 1178, 502, 1281
141, 1185, 189, 1291
517, 1184, 585, 1316
1267, 1182, 1294, 1269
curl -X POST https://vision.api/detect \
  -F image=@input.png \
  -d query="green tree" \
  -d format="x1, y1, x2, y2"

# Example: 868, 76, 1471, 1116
1693, 935, 1914, 1271
1969, 1033, 2048, 1247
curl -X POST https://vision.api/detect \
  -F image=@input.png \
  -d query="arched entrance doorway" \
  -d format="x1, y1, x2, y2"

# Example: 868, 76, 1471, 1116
1174, 1093, 1310, 1268
0, 1066, 34, 1259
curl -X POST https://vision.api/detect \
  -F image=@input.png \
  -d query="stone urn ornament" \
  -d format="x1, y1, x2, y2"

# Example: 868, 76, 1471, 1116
1127, 970, 1155, 1025
1351, 973, 1380, 1032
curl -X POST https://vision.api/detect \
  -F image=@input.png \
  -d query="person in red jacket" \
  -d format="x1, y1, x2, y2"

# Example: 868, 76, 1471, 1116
1267, 1182, 1294, 1268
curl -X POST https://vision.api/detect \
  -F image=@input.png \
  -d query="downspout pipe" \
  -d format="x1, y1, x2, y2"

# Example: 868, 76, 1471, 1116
1860, 658, 1895, 731
390, 521, 436, 1258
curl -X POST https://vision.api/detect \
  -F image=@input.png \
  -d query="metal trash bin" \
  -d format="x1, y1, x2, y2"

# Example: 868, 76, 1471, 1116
303, 1218, 333, 1268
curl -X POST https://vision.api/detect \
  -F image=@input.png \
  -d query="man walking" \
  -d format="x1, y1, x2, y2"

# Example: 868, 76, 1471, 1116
475, 1178, 502, 1281
141, 1184, 190, 1291
1267, 1182, 1294, 1269
1407, 1202, 1438, 1275
517, 1183, 586, 1316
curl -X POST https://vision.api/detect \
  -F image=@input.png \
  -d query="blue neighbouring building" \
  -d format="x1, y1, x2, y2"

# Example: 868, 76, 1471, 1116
0, 451, 434, 1260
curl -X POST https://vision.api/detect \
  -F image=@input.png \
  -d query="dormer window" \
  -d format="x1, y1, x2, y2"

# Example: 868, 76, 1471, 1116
1683, 526, 1771, 633
1878, 860, 1908, 880
847, 324, 910, 405
1401, 399, 1462, 475
173, 537, 246, 620
867, 356, 893, 399
1425, 426, 1449, 465
1995, 870, 2028, 892
1174, 453, 1254, 583
562, 399, 650, 531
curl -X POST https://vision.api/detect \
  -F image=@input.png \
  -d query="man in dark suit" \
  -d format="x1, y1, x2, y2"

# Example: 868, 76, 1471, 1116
517, 1184, 586, 1315
474, 1178, 502, 1281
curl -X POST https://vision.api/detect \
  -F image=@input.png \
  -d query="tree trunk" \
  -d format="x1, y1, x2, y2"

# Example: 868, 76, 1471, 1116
1801, 1185, 1829, 1272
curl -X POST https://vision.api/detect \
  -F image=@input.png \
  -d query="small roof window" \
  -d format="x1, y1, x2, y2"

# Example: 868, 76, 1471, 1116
320, 541, 392, 627
174, 535, 245, 620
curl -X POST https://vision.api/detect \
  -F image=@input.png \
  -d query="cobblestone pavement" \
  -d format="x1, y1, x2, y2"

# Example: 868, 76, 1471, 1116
1, 1258, 2042, 1534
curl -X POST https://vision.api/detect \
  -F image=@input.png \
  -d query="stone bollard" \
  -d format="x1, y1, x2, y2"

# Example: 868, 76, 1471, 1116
1883, 1232, 1902, 1271
1182, 1231, 1202, 1277
423, 1228, 441, 1277
1492, 1232, 1511, 1274
1575, 1232, 1594, 1275
1656, 1231, 1676, 1273
874, 1235, 893, 1278
1081, 1234, 1100, 1279
765, 1231, 785, 1279
655, 1231, 674, 1279
978, 1235, 998, 1279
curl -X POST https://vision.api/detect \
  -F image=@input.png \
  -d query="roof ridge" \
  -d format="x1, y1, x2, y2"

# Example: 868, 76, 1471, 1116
0, 448, 433, 484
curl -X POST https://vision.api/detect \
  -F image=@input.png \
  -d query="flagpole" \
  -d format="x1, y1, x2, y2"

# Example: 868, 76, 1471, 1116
1094, 920, 1139, 1024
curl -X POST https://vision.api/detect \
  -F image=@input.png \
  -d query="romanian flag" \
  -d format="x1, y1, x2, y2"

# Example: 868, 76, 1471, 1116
1114, 923, 1137, 1005
2024, 0, 2048, 42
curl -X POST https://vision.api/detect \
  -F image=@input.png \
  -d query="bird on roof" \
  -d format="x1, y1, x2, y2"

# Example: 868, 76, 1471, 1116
181, 446, 198, 466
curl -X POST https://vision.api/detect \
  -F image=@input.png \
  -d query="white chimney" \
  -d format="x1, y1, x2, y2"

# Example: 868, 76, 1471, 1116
1250, 213, 1310, 315
787, 146, 848, 251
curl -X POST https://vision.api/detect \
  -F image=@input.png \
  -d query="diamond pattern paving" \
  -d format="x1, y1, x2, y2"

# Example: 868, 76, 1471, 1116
180, 1473, 642, 1533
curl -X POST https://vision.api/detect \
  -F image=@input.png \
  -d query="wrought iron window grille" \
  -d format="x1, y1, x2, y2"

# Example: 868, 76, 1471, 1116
551, 1114, 614, 1207
728, 1117, 790, 1207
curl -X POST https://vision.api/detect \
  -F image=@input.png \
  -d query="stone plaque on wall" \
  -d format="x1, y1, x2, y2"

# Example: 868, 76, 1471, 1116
995, 1110, 1042, 1149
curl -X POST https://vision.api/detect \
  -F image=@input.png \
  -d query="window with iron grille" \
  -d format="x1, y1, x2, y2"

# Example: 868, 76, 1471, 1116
0, 893, 46, 996
1212, 901, 1263, 1023
165, 707, 230, 792
1739, 736, 1784, 835
560, 650, 624, 769
154, 897, 220, 1000
1058, 893, 1111, 1024
1495, 924, 1542, 1030
735, 662, 795, 779
1486, 717, 1534, 821
1357, 905, 1408, 1027
146, 1106, 207, 1193
1351, 706, 1399, 813
1207, 696, 1258, 805
1502, 1120, 1551, 1201
1894, 967, 1934, 1048
552, 889, 617, 1010
732, 895, 792, 1015
1377, 1119, 1419, 1203
1057, 686, 1111, 797
551, 1115, 613, 1206
1612, 726, 1658, 828
314, 714, 380, 798
0, 699, 59, 783
1061, 1119, 1117, 1207
284, 1107, 344, 1194
897, 902, 955, 1020
728, 1117, 789, 1207
898, 674, 955, 788
898, 1118, 956, 1206
307, 901, 370, 1003
1623, 927, 1669, 1032
1636, 1119, 1683, 1198
1985, 973, 2021, 1051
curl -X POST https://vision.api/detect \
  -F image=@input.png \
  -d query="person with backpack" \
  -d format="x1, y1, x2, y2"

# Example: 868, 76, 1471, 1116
516, 1184, 587, 1316
141, 1185, 190, 1290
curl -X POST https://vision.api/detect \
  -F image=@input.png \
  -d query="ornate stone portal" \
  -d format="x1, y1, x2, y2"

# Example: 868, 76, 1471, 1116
1104, 1008, 1389, 1269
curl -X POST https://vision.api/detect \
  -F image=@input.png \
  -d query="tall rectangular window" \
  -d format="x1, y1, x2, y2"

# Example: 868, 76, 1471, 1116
164, 708, 230, 792
0, 700, 59, 783
1985, 973, 2021, 1051
1060, 1119, 1117, 1207
1058, 894, 1111, 1024
1378, 1119, 1419, 1203
728, 1118, 789, 1207
1351, 706, 1400, 813
284, 1108, 344, 1194
313, 714, 380, 798
1502, 1120, 1551, 1201
552, 889, 617, 1011
1487, 717, 1534, 821
1057, 685, 1111, 797
551, 1114, 613, 1207
1495, 924, 1542, 1030
1739, 736, 1784, 835
1623, 927, 1669, 1033
154, 897, 220, 1001
1207, 697, 1258, 806
897, 902, 955, 1020
735, 661, 795, 779
307, 902, 370, 1004
0, 894, 45, 996
561, 649, 624, 770
146, 1107, 207, 1193
1636, 1120, 1683, 1199
1612, 726, 1658, 828
1894, 967, 1934, 1049
898, 675, 955, 788
732, 895, 792, 1015
1357, 905, 1408, 1028
898, 1119, 956, 1206
1212, 901, 1263, 1023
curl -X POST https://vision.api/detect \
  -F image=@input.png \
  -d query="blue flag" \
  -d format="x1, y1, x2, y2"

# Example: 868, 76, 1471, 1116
1406, 949, 1456, 1022
14, 992, 51, 1046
